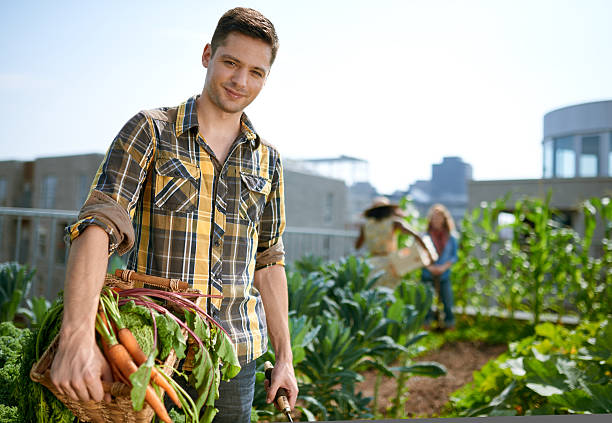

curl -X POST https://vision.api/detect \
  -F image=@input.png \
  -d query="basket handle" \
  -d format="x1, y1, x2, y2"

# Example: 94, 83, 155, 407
115, 269, 190, 291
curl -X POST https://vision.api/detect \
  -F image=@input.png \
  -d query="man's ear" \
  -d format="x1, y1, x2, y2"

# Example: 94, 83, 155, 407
202, 43, 212, 68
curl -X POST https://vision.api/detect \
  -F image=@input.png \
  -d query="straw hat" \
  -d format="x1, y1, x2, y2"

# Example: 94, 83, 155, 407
363, 196, 400, 214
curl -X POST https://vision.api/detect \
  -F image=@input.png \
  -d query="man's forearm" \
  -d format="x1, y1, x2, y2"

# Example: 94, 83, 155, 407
61, 225, 109, 340
254, 265, 292, 363
254, 264, 298, 407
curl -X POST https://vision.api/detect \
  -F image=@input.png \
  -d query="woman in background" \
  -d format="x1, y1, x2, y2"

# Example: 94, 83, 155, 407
355, 197, 436, 288
421, 204, 458, 330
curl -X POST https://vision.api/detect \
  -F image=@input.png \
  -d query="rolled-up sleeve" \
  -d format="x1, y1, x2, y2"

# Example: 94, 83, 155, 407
65, 112, 156, 255
255, 156, 286, 270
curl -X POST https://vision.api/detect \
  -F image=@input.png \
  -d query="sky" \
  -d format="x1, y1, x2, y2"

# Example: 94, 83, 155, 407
1, 0, 612, 194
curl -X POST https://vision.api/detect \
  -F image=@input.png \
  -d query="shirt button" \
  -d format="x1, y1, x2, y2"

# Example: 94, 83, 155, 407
214, 239, 221, 247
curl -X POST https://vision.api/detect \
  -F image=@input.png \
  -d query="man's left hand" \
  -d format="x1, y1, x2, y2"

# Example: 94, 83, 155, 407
265, 359, 299, 409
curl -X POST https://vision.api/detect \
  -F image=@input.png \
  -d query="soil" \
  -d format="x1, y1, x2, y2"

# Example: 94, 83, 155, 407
357, 340, 507, 418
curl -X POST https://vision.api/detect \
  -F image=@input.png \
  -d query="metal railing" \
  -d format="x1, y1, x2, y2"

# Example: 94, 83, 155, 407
0, 207, 359, 300
283, 226, 359, 264
0, 207, 77, 299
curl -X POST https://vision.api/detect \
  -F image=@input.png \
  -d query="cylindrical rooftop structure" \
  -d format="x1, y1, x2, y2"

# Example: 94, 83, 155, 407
542, 100, 612, 178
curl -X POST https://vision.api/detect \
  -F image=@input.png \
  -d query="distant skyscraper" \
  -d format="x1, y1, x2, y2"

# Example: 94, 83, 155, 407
407, 156, 473, 227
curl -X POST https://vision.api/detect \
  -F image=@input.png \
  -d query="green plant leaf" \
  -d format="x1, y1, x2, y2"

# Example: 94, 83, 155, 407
394, 362, 446, 377
215, 330, 241, 381
500, 357, 525, 376
129, 351, 155, 411
524, 357, 568, 396
549, 384, 612, 414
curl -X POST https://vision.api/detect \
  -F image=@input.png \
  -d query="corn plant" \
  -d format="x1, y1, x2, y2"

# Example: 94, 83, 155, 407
454, 195, 612, 326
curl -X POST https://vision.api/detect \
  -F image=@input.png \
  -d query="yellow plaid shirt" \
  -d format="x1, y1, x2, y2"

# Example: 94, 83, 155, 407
67, 95, 286, 364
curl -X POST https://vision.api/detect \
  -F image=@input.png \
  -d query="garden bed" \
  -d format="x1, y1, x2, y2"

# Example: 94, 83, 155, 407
358, 340, 507, 418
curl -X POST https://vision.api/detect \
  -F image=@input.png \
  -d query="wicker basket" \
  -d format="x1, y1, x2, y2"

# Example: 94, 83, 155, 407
29, 273, 186, 423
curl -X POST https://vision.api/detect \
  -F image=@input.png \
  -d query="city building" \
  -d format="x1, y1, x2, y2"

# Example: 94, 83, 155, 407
542, 100, 612, 179
295, 155, 370, 187
469, 99, 612, 250
291, 155, 377, 227
403, 156, 473, 226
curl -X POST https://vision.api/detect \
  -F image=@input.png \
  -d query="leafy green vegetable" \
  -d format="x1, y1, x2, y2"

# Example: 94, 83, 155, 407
215, 329, 241, 381
155, 312, 187, 360
0, 321, 73, 422
129, 351, 155, 411
448, 319, 612, 416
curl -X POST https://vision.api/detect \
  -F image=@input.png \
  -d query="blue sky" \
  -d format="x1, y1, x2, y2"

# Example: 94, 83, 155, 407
1, 0, 612, 193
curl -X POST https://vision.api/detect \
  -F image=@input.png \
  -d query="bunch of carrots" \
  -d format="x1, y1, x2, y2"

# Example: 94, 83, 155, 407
94, 286, 228, 423
96, 290, 178, 423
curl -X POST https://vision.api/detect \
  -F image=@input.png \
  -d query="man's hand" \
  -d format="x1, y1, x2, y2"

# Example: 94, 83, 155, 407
50, 328, 113, 402
265, 359, 299, 409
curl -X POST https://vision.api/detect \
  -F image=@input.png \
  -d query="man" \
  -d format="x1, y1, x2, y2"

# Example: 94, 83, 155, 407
50, 7, 298, 422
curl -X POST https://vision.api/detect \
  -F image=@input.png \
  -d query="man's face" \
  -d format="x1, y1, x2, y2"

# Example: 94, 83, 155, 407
202, 32, 272, 114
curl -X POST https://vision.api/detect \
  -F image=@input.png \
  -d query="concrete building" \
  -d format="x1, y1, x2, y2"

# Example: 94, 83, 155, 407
542, 100, 612, 179
295, 155, 370, 187
469, 100, 612, 249
290, 155, 377, 227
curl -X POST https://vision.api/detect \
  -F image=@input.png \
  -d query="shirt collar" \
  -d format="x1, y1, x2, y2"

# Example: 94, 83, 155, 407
176, 95, 260, 149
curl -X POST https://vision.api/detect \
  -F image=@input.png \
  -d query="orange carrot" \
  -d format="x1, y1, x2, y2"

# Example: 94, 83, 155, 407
105, 342, 172, 423
117, 327, 181, 408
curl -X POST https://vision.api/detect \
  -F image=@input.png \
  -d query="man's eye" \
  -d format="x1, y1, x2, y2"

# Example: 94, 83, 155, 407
251, 70, 264, 78
225, 61, 236, 67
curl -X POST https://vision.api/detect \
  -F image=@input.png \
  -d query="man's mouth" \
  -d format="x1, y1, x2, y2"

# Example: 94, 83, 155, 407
224, 86, 245, 100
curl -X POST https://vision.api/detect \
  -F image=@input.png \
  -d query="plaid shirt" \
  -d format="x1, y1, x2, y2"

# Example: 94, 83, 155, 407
67, 95, 286, 364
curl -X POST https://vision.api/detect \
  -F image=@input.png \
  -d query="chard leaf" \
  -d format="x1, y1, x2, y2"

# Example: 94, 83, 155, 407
215, 330, 241, 380
155, 313, 186, 360
130, 351, 155, 411
207, 362, 221, 407
193, 346, 215, 413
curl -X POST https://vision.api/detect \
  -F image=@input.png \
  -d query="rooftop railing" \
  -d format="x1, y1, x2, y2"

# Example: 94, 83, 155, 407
0, 207, 358, 300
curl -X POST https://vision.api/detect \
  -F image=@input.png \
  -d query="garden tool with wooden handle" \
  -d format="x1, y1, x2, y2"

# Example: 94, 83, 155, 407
264, 361, 293, 422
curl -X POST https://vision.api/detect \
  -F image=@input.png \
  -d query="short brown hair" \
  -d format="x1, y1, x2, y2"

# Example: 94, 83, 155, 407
210, 7, 279, 65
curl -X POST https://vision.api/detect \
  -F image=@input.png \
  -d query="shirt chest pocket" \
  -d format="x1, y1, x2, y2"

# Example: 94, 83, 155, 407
153, 157, 200, 213
239, 171, 271, 224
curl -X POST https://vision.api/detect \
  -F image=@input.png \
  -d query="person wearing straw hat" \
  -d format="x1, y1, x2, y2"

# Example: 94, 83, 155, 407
355, 197, 437, 288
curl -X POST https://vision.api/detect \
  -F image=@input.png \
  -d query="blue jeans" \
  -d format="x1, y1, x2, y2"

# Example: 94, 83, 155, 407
423, 277, 455, 326
214, 360, 256, 423
165, 359, 256, 423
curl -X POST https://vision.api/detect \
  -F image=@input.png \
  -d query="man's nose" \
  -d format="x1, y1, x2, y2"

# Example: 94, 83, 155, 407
231, 67, 248, 89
